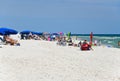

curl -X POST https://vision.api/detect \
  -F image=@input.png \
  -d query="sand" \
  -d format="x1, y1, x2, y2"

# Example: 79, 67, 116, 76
0, 40, 120, 81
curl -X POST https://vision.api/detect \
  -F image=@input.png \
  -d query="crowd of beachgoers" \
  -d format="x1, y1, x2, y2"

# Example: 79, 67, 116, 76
0, 31, 101, 51
1, 29, 120, 81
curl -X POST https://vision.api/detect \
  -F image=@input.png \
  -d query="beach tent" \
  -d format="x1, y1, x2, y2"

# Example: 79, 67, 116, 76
0, 27, 18, 35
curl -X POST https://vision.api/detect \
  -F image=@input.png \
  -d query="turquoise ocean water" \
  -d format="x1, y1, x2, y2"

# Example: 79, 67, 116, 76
71, 34, 120, 48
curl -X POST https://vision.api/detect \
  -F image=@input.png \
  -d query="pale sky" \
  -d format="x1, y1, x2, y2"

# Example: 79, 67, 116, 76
0, 0, 120, 34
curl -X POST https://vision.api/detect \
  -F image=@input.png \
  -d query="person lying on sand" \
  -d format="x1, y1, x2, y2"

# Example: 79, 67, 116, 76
4, 35, 20, 46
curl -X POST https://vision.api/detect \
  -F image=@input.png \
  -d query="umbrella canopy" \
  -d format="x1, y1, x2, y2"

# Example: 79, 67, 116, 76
20, 30, 42, 35
0, 27, 18, 35
52, 33, 59, 35
0, 31, 5, 35
32, 32, 42, 35
20, 30, 33, 34
59, 32, 64, 35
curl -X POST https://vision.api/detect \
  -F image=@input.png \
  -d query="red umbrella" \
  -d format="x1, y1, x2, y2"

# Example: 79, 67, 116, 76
90, 32, 93, 45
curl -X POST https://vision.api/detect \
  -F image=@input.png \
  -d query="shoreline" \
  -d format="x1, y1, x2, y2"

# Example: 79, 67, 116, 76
71, 36, 120, 49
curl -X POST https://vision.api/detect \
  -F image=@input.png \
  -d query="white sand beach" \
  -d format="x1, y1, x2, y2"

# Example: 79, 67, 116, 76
0, 40, 120, 81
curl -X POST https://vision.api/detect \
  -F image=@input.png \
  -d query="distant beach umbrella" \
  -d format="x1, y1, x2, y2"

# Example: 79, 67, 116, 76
20, 30, 33, 34
32, 32, 42, 35
20, 30, 42, 35
52, 33, 59, 35
0, 27, 18, 35
59, 32, 64, 35
90, 32, 93, 45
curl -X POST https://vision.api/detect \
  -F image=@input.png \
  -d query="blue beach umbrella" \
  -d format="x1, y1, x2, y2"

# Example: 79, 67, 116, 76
0, 27, 18, 35
52, 33, 59, 35
0, 31, 5, 35
20, 30, 42, 35
20, 30, 33, 34
32, 32, 43, 35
